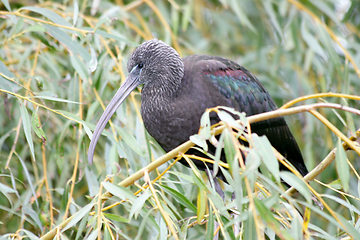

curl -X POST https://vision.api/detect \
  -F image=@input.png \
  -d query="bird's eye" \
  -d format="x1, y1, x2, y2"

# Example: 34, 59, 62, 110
138, 63, 144, 69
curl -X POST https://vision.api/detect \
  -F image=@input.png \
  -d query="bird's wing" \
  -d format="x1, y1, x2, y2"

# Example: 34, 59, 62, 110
188, 55, 277, 115
183, 55, 308, 176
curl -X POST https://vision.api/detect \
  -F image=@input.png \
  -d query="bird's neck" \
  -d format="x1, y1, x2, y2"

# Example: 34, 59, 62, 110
141, 76, 180, 104
140, 80, 182, 129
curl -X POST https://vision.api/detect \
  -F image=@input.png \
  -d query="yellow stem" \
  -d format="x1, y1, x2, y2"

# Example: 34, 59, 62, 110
145, 170, 179, 240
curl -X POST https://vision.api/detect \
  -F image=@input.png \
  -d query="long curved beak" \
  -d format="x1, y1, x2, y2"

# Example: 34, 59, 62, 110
88, 72, 141, 164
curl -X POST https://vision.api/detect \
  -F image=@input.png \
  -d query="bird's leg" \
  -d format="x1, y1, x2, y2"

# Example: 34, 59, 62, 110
205, 169, 224, 240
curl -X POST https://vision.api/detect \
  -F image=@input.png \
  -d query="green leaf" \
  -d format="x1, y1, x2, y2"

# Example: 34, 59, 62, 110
75, 210, 91, 240
159, 184, 197, 213
254, 198, 293, 240
129, 191, 152, 220
85, 167, 100, 197
0, 129, 15, 153
230, 0, 256, 32
33, 95, 82, 104
44, 25, 91, 61
199, 110, 211, 139
252, 134, 279, 182
223, 128, 236, 170
0, 61, 19, 92
244, 211, 257, 239
190, 134, 208, 152
21, 6, 71, 27
31, 107, 46, 142
95, 29, 138, 45
25, 24, 46, 33
89, 45, 98, 72
335, 213, 360, 240
1, 0, 11, 11
104, 213, 129, 223
335, 138, 349, 192
104, 224, 111, 240
181, 0, 192, 31
171, 4, 179, 35
70, 54, 89, 80
301, 19, 326, 59
12, 17, 24, 37
59, 183, 70, 219
73, 0, 79, 26
101, 182, 136, 202
21, 229, 41, 240
0, 182, 17, 207
217, 108, 245, 130
206, 205, 214, 239
197, 188, 206, 223
114, 125, 145, 157
135, 209, 158, 240
62, 202, 96, 232
263, 0, 283, 39
322, 194, 360, 215
94, 18, 110, 30
18, 100, 35, 160
280, 171, 312, 203
311, 1, 342, 26
18, 42, 36, 72
87, 229, 98, 240
217, 110, 236, 125
244, 149, 261, 174
23, 205, 42, 229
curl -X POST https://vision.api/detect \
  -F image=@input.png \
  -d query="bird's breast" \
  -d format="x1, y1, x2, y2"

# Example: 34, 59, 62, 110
140, 96, 206, 152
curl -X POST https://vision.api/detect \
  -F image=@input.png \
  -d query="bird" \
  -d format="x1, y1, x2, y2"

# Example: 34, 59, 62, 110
87, 39, 308, 186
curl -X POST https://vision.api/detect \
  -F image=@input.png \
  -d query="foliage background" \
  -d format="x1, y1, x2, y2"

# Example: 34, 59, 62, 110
1, 0, 360, 239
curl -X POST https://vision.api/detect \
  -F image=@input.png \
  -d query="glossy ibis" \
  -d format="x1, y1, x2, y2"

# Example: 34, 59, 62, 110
88, 39, 308, 185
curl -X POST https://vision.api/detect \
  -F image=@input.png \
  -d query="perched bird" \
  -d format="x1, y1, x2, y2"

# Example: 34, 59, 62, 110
88, 39, 308, 183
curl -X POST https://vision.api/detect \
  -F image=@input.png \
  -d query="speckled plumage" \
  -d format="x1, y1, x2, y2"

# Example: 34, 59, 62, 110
88, 39, 308, 180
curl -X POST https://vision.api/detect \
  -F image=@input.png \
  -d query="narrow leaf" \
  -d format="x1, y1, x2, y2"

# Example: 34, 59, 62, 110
1, 0, 11, 11
32, 95, 81, 104
230, 0, 256, 32
254, 198, 292, 240
199, 110, 211, 139
252, 134, 279, 182
190, 134, 208, 152
102, 182, 136, 202
95, 29, 138, 45
73, 0, 79, 26
75, 210, 91, 240
159, 184, 197, 213
129, 191, 152, 220
31, 108, 46, 142
21, 6, 71, 27
15, 153, 38, 208
62, 202, 96, 232
22, 229, 41, 240
18, 100, 35, 160
88, 45, 98, 72
280, 171, 312, 203
44, 25, 91, 61
206, 206, 214, 239
197, 188, 206, 223
104, 213, 129, 223
335, 138, 349, 192
0, 61, 19, 92
23, 206, 43, 229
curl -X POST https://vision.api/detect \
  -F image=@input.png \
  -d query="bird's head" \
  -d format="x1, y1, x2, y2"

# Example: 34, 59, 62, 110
126, 39, 184, 90
88, 39, 183, 164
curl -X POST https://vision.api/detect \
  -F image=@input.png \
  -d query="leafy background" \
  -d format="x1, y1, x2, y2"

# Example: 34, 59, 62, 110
1, 0, 360, 239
